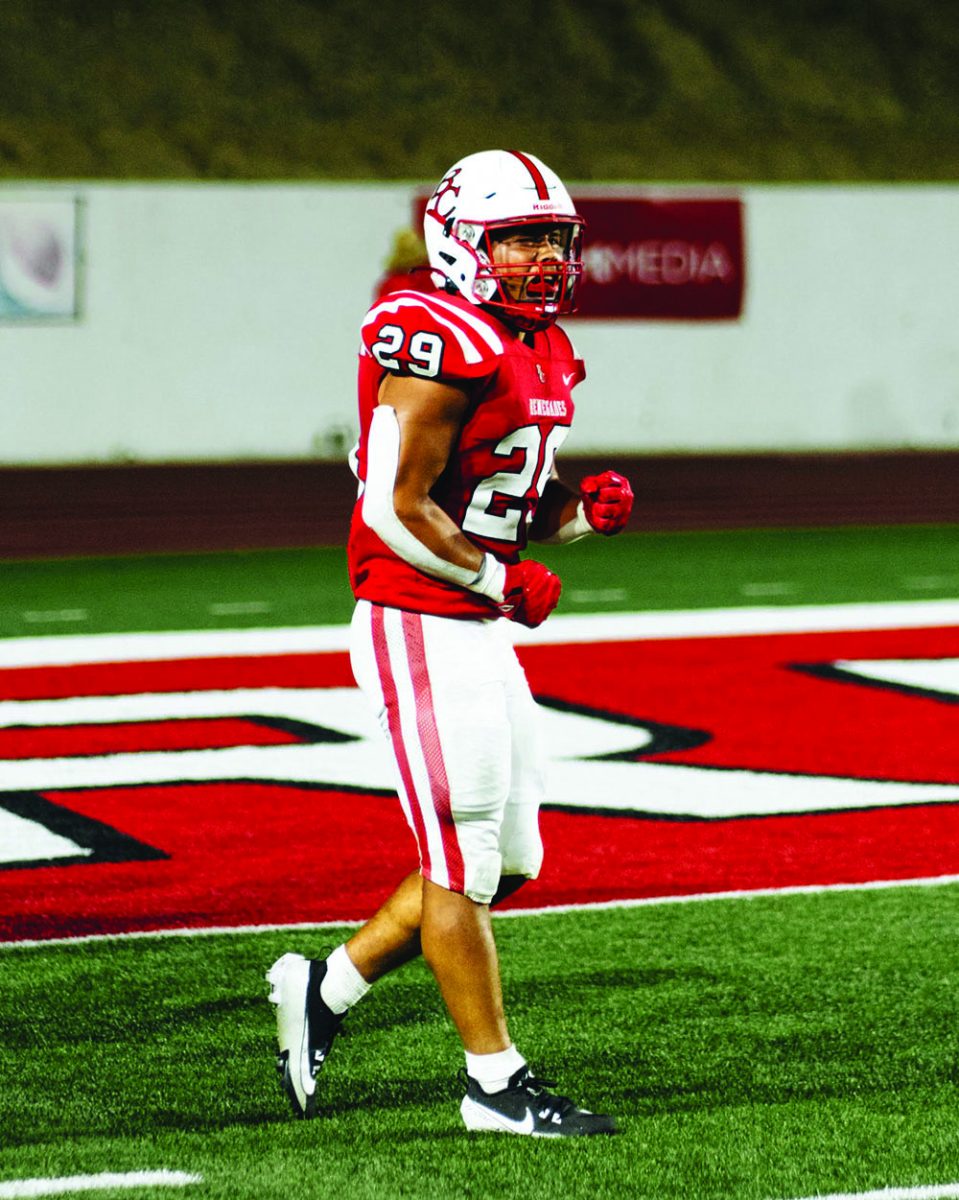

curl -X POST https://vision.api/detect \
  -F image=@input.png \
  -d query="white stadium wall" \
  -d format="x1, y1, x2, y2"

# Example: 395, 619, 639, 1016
1, 181, 957, 465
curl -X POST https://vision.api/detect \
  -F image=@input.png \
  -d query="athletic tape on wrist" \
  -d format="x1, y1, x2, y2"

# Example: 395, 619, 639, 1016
466, 552, 507, 602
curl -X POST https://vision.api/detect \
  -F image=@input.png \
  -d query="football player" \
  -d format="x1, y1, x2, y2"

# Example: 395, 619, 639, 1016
268, 149, 633, 1136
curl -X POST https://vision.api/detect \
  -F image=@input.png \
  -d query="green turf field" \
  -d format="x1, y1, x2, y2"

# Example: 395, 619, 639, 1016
3, 889, 959, 1200
2, 524, 958, 1200
2, 524, 958, 638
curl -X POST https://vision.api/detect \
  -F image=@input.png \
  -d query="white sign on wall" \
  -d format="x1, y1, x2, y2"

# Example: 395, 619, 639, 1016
0, 183, 957, 462
0, 197, 80, 320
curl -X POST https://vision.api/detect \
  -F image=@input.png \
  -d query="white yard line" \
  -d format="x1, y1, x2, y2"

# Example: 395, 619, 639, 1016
901, 575, 959, 591
3, 872, 958, 952
511, 599, 959, 646
0, 1172, 201, 1198
20, 610, 89, 625
739, 581, 796, 597
0, 624, 347, 667
207, 601, 272, 616
0, 599, 958, 668
567, 588, 629, 603
779, 1184, 959, 1200
492, 872, 959, 919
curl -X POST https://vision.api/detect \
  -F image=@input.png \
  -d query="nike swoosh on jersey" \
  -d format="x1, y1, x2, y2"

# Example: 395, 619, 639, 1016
562, 372, 576, 386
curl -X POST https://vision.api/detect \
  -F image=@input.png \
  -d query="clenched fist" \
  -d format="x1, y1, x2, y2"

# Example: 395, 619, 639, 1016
580, 470, 633, 535
497, 559, 562, 628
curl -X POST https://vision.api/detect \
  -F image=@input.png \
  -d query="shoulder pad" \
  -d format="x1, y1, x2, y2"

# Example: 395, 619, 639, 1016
360, 291, 504, 382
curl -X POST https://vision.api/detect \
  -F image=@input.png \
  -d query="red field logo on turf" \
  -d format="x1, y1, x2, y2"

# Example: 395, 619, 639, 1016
2, 619, 958, 941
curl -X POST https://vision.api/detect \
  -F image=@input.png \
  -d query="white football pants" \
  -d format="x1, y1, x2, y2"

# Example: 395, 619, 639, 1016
349, 599, 545, 905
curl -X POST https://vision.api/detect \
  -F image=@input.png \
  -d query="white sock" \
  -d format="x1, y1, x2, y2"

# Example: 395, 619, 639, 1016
465, 1044, 527, 1094
319, 944, 371, 1015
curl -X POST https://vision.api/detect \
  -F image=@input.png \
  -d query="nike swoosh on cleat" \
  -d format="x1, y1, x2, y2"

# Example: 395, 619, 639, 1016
494, 1107, 536, 1135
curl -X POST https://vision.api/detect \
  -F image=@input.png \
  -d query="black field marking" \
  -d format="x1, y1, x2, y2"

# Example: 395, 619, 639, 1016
533, 694, 712, 758
791, 661, 959, 705
247, 716, 359, 743
0, 791, 169, 871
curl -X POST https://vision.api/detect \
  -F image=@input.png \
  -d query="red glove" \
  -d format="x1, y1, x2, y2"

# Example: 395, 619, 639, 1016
497, 559, 562, 628
580, 470, 634, 535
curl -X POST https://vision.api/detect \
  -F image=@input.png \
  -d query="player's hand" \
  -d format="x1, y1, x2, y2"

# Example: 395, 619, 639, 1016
498, 559, 562, 628
580, 470, 634, 535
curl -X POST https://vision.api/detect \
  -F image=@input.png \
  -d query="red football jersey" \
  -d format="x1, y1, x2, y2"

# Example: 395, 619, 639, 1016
348, 288, 586, 618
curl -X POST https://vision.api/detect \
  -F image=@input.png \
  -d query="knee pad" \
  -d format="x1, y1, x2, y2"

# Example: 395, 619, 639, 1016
462, 845, 504, 906
499, 794, 543, 882
501, 829, 543, 883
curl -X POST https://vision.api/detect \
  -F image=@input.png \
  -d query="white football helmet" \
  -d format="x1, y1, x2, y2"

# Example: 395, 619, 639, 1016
423, 149, 584, 331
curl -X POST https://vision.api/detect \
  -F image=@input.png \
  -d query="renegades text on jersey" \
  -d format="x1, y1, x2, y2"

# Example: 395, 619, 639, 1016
348, 288, 586, 619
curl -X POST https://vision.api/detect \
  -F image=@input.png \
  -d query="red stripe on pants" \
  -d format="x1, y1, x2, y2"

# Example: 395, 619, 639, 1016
370, 605, 429, 875
400, 610, 464, 893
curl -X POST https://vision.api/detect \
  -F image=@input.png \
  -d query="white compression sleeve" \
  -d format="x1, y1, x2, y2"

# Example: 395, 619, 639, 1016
541, 500, 593, 544
362, 404, 507, 600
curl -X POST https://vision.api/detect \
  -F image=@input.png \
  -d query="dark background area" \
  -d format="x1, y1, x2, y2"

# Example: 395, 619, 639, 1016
2, 0, 957, 555
2, 0, 958, 182
3, 453, 957, 558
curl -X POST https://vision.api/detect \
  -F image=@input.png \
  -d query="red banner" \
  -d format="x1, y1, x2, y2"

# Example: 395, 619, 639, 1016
572, 195, 745, 320
411, 190, 745, 321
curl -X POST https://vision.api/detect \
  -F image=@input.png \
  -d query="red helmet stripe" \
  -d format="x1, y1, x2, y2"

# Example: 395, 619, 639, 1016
507, 149, 550, 200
